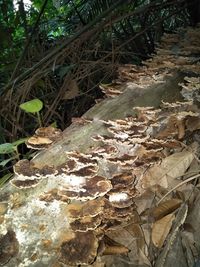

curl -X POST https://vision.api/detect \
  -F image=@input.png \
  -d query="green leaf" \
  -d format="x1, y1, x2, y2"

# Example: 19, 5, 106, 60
0, 156, 16, 167
0, 143, 15, 154
50, 121, 57, 128
0, 173, 13, 187
20, 99, 43, 113
12, 137, 29, 147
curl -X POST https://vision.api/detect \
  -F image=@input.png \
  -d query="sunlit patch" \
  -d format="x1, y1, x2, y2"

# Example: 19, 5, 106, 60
14, 0, 31, 10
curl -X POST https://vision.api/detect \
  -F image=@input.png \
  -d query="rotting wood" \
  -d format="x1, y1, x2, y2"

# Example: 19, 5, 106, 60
0, 70, 185, 267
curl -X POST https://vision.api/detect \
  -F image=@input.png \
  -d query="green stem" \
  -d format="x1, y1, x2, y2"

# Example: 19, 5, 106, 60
14, 147, 20, 160
37, 112, 42, 127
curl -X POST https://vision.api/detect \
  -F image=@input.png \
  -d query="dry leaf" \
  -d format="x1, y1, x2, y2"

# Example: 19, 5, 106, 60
142, 150, 194, 190
62, 79, 79, 100
138, 249, 152, 266
152, 213, 175, 248
103, 235, 129, 255
134, 190, 155, 215
151, 198, 182, 220
105, 221, 147, 265
155, 204, 188, 267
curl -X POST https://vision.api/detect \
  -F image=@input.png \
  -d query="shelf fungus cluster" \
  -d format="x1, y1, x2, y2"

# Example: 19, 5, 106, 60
0, 98, 199, 267
26, 126, 62, 150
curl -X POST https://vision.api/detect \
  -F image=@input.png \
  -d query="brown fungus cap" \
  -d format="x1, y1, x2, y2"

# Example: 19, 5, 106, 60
58, 176, 112, 201
111, 172, 134, 188
107, 155, 137, 166
0, 229, 19, 266
67, 199, 104, 219
13, 159, 39, 178
11, 178, 41, 189
35, 126, 62, 138
69, 165, 98, 177
103, 199, 135, 222
39, 189, 60, 202
26, 136, 53, 150
12, 159, 56, 188
66, 151, 97, 166
59, 231, 99, 265
26, 126, 62, 150
13, 159, 55, 178
70, 214, 102, 232
90, 145, 118, 159
109, 184, 137, 196
57, 159, 77, 173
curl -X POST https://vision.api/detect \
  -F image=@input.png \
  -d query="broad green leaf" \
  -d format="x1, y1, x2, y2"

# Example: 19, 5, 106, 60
0, 143, 15, 154
12, 137, 29, 147
20, 99, 43, 113
0, 173, 13, 187
0, 156, 16, 167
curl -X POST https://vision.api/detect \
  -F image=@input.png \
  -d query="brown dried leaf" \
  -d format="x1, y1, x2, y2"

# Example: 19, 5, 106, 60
151, 199, 183, 220
154, 204, 188, 267
104, 221, 148, 266
152, 213, 175, 248
103, 235, 129, 255
141, 150, 194, 190
62, 79, 79, 100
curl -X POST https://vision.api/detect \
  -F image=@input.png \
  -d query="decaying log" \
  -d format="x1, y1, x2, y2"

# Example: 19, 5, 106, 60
0, 71, 185, 267
34, 72, 184, 166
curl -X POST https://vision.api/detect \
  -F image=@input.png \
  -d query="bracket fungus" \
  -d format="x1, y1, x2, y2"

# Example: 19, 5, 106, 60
0, 229, 19, 266
59, 231, 100, 265
58, 175, 112, 201
66, 198, 105, 219
70, 214, 102, 232
26, 126, 62, 150
11, 159, 56, 188
6, 97, 200, 266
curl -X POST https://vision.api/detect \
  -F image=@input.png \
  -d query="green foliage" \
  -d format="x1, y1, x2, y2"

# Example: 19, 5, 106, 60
0, 143, 15, 154
0, 156, 16, 167
0, 134, 32, 184
20, 99, 43, 127
20, 98, 43, 113
0, 0, 193, 89
0, 173, 13, 187
12, 137, 29, 147
0, 137, 28, 167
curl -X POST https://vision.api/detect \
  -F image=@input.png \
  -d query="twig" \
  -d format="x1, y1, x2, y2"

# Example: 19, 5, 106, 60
157, 173, 200, 204
2, 0, 129, 96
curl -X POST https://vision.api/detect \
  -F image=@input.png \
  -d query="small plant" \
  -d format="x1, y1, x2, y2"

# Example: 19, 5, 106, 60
0, 138, 28, 167
0, 138, 28, 187
0, 173, 13, 187
20, 98, 43, 127
0, 98, 44, 186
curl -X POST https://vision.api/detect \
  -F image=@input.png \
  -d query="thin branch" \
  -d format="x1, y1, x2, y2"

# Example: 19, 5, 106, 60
10, 0, 49, 80
2, 0, 129, 96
